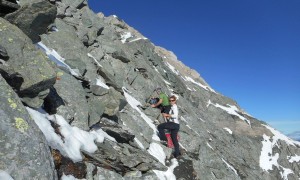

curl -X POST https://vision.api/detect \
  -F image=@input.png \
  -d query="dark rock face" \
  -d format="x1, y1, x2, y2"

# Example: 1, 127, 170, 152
0, 75, 57, 179
5, 0, 57, 43
0, 0, 20, 17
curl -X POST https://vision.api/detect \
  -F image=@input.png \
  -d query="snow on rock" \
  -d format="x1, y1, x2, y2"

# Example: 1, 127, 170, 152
0, 170, 14, 180
184, 76, 216, 93
134, 137, 145, 150
147, 143, 166, 165
260, 125, 297, 179
207, 142, 214, 150
165, 62, 180, 75
288, 155, 300, 163
87, 53, 102, 67
224, 127, 233, 134
122, 87, 159, 140
61, 173, 78, 180
263, 124, 300, 147
207, 100, 250, 125
129, 37, 148, 43
26, 107, 116, 162
122, 87, 180, 179
121, 32, 132, 43
221, 158, 238, 176
36, 42, 80, 76
260, 134, 279, 171
153, 159, 179, 180
96, 78, 110, 89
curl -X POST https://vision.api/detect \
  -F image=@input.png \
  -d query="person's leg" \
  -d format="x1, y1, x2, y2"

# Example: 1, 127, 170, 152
158, 122, 177, 141
170, 126, 180, 157
157, 123, 167, 141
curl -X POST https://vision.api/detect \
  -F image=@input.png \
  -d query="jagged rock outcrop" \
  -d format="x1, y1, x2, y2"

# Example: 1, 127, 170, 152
0, 18, 56, 108
5, 0, 57, 43
0, 0, 299, 179
0, 75, 57, 179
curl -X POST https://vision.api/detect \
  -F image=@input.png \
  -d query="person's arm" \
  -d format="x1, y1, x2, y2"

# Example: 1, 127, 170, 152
151, 98, 162, 107
162, 106, 178, 118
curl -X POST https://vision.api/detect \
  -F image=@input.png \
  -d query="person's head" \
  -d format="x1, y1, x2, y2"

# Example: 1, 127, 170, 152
154, 87, 162, 94
169, 95, 177, 104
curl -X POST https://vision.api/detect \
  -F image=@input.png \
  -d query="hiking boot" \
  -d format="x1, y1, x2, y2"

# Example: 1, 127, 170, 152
160, 140, 167, 146
173, 152, 182, 159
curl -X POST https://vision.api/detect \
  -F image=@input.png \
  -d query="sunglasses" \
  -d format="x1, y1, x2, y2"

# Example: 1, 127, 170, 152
169, 99, 176, 102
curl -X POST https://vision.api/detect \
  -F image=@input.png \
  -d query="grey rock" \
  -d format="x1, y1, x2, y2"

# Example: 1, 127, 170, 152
95, 167, 124, 180
44, 69, 89, 130
0, 18, 56, 108
94, 87, 125, 117
85, 162, 96, 180
64, 58, 87, 76
100, 117, 135, 143
5, 1, 57, 43
60, 0, 85, 9
90, 84, 109, 96
87, 95, 105, 127
112, 49, 131, 63
0, 75, 57, 179
40, 27, 98, 82
0, 45, 9, 60
124, 171, 142, 179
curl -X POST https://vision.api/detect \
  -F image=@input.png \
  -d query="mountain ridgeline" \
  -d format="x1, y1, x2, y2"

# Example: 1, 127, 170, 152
0, 0, 299, 179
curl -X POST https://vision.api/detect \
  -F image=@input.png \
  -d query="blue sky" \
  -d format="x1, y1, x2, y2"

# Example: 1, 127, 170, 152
88, 0, 300, 135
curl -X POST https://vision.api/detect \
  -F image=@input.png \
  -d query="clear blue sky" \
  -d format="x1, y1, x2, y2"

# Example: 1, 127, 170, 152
88, 0, 300, 135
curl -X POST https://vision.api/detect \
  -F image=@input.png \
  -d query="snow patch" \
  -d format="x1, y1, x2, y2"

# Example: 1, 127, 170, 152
0, 170, 14, 180
259, 125, 296, 179
288, 155, 300, 163
128, 37, 148, 43
134, 137, 145, 150
224, 127, 233, 134
260, 134, 279, 171
185, 76, 216, 93
122, 87, 159, 140
153, 159, 179, 180
147, 143, 166, 165
61, 174, 77, 180
207, 142, 214, 150
121, 32, 132, 43
207, 100, 250, 125
36, 42, 79, 76
87, 53, 102, 67
96, 78, 110, 89
163, 79, 171, 85
26, 107, 116, 162
222, 158, 238, 175
165, 62, 179, 75
263, 124, 300, 147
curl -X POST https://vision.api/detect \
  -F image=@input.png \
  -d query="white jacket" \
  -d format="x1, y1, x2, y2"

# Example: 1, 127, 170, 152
169, 104, 179, 124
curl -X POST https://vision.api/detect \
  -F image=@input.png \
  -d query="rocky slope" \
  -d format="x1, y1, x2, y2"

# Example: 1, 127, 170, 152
0, 0, 300, 179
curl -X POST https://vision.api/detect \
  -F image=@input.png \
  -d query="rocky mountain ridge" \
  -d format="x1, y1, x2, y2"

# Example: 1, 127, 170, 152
0, 0, 300, 179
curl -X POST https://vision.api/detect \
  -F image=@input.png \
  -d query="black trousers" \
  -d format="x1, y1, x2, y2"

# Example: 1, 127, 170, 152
157, 122, 180, 157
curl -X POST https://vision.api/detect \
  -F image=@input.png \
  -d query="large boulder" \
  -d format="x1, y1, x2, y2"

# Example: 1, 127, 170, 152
44, 69, 89, 130
0, 75, 57, 179
0, 18, 56, 108
5, 0, 57, 43
40, 25, 98, 81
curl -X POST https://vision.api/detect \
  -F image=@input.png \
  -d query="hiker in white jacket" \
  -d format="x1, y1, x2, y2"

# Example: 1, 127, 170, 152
157, 95, 180, 158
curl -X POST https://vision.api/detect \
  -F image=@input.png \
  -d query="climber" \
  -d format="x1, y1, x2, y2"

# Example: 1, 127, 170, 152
157, 95, 180, 158
150, 87, 170, 114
